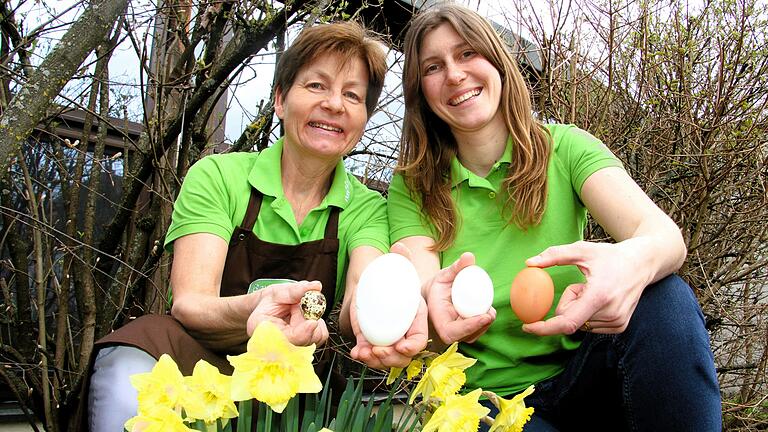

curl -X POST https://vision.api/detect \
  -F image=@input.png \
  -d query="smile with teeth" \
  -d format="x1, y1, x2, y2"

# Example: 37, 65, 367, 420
309, 121, 342, 133
449, 88, 481, 106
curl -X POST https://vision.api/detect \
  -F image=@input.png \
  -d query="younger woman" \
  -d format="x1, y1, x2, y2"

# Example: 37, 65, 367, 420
388, 5, 721, 430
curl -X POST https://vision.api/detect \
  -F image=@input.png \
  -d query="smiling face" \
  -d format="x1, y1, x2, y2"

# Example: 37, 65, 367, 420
275, 53, 369, 162
418, 23, 504, 139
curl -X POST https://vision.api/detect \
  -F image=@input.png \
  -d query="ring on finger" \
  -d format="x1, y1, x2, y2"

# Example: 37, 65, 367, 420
580, 320, 593, 332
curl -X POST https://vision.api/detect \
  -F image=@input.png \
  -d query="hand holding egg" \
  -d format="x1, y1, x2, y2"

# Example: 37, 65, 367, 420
247, 281, 329, 346
355, 253, 422, 346
426, 252, 496, 344
509, 267, 555, 323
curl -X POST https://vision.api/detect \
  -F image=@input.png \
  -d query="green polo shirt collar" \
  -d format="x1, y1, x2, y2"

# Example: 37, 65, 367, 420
450, 136, 513, 189
248, 137, 351, 210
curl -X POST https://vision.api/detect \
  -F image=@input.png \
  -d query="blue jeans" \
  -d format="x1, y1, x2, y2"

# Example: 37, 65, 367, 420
479, 274, 721, 431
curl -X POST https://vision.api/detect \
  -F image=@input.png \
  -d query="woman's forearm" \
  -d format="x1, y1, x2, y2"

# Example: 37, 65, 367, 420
171, 291, 260, 351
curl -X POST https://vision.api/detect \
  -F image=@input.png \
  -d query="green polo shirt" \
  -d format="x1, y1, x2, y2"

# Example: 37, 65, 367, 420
165, 138, 389, 301
388, 124, 623, 396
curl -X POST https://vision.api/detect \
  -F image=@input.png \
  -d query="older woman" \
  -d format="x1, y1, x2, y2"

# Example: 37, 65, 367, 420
87, 21, 425, 431
389, 5, 721, 431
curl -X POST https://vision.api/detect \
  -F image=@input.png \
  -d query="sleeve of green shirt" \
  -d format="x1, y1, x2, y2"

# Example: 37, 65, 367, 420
164, 155, 238, 251
550, 124, 624, 197
343, 177, 390, 254
387, 174, 435, 244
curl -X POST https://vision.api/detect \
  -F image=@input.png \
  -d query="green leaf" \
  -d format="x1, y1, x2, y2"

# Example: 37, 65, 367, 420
282, 397, 298, 431
237, 400, 252, 432
301, 394, 317, 431
335, 398, 351, 429
254, 403, 264, 432
351, 405, 366, 431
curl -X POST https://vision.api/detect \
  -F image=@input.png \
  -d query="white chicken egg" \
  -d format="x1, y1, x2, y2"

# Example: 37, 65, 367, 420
451, 265, 494, 318
355, 253, 421, 346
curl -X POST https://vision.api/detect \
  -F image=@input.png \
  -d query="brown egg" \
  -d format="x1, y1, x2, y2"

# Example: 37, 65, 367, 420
509, 267, 555, 323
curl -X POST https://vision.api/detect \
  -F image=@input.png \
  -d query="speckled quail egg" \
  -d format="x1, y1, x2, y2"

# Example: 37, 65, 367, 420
300, 290, 326, 320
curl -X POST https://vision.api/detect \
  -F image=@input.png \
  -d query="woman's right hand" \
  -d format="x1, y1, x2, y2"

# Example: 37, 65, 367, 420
426, 252, 496, 344
246, 281, 329, 347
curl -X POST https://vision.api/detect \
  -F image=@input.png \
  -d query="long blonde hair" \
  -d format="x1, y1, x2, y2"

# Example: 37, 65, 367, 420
399, 4, 551, 251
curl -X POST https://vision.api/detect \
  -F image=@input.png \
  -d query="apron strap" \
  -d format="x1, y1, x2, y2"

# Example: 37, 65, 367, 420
241, 188, 263, 232
324, 206, 340, 239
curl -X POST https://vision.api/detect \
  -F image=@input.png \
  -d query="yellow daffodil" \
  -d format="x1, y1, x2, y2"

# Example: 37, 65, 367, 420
227, 321, 321, 413
130, 354, 187, 410
407, 358, 424, 379
488, 385, 535, 432
318, 429, 334, 432
181, 359, 238, 425
387, 366, 404, 385
124, 404, 194, 432
387, 357, 424, 385
422, 388, 490, 432
410, 342, 476, 403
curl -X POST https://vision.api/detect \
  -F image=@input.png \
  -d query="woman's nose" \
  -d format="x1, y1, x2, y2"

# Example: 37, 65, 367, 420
446, 64, 467, 85
322, 92, 345, 112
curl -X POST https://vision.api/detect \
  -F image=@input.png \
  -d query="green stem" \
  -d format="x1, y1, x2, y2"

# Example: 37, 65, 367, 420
265, 409, 273, 432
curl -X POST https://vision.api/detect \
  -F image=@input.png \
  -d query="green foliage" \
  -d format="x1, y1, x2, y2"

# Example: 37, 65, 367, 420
228, 365, 420, 432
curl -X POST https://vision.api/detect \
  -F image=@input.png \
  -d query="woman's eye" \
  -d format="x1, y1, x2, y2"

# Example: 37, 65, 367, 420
307, 82, 324, 90
345, 91, 362, 102
424, 64, 440, 75
461, 50, 476, 59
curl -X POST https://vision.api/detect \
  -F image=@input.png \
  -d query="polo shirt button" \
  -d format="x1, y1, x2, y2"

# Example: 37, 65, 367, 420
488, 191, 496, 199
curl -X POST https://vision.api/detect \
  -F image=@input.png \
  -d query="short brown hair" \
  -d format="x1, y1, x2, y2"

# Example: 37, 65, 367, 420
274, 21, 387, 117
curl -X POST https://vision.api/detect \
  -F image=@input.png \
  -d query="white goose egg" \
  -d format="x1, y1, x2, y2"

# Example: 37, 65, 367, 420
355, 253, 421, 346
451, 265, 494, 318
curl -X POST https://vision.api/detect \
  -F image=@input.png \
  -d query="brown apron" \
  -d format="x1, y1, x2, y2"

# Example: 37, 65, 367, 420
95, 188, 340, 374
74, 188, 341, 429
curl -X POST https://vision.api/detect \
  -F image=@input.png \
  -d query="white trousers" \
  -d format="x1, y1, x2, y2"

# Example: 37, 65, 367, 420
88, 345, 157, 431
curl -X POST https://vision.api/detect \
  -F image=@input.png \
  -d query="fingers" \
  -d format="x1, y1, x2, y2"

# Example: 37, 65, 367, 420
433, 252, 475, 284
462, 307, 497, 343
371, 346, 413, 368
435, 312, 495, 344
271, 280, 323, 305
522, 283, 600, 336
283, 319, 329, 346
522, 314, 584, 336
526, 241, 590, 268
395, 299, 429, 357
352, 300, 428, 369
351, 338, 391, 369
554, 283, 587, 316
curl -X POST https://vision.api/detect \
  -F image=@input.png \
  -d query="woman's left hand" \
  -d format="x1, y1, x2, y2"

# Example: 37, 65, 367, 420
521, 240, 649, 335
